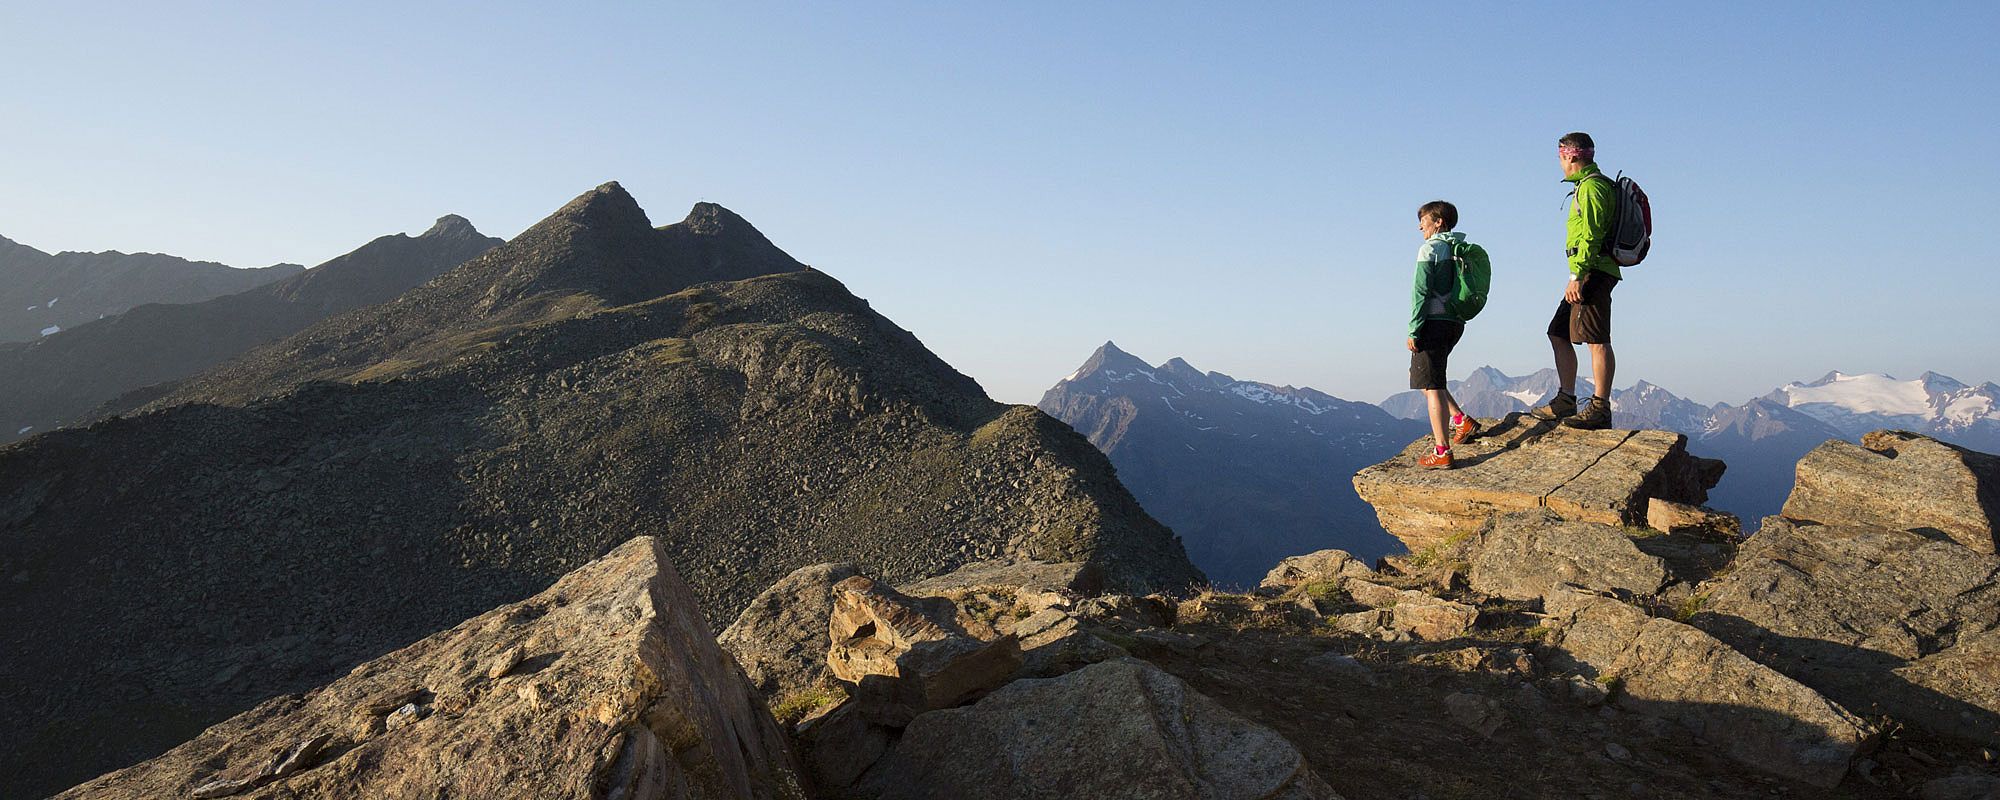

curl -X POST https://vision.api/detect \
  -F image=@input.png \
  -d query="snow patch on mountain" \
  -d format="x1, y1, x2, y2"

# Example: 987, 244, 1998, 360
1778, 372, 1933, 416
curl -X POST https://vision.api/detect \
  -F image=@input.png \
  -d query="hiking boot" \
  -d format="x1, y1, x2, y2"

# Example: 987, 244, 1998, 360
1530, 392, 1577, 421
1563, 396, 1613, 430
1451, 416, 1482, 445
1417, 448, 1454, 470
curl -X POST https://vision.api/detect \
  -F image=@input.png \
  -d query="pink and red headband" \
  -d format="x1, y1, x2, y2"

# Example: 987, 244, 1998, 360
1559, 145, 1594, 161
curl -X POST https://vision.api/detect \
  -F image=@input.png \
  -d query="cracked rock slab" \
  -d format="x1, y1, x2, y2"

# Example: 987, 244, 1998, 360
1353, 414, 1720, 554
1545, 590, 1872, 788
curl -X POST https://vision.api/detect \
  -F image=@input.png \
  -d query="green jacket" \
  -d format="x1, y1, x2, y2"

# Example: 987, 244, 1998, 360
1565, 164, 1621, 280
1409, 231, 1466, 337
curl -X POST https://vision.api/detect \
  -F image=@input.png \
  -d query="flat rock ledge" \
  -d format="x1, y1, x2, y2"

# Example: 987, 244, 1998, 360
55, 537, 807, 800
1353, 414, 1723, 555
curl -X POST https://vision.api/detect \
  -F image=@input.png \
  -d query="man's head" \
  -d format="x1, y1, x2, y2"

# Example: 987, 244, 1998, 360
1418, 200, 1456, 237
1558, 131, 1596, 176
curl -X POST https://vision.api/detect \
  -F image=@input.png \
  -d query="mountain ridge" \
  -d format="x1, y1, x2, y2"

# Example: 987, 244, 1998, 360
0, 184, 1199, 796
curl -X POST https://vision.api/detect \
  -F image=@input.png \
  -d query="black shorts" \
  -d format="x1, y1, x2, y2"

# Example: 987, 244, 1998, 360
1409, 320, 1464, 390
1546, 270, 1618, 344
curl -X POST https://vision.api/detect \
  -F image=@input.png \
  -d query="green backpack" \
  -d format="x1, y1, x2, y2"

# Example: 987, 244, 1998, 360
1446, 240, 1491, 321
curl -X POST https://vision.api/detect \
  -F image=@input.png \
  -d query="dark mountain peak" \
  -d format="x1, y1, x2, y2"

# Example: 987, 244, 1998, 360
1071, 341, 1152, 380
420, 214, 481, 239
1155, 357, 1216, 389
1206, 370, 1237, 385
679, 201, 754, 236
1469, 365, 1509, 382
542, 181, 652, 233
1919, 371, 1968, 393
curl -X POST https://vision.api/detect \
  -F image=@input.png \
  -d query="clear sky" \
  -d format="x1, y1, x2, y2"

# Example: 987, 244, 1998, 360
4, 2, 1995, 406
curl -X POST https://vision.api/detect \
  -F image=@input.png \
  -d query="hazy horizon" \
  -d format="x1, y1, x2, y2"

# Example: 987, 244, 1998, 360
5, 3, 1994, 406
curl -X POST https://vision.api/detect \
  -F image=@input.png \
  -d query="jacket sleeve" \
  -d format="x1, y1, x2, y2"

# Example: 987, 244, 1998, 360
1409, 243, 1440, 337
1569, 179, 1615, 276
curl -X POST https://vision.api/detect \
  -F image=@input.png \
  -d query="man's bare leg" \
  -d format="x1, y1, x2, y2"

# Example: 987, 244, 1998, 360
1551, 334, 1578, 395
1589, 343, 1615, 402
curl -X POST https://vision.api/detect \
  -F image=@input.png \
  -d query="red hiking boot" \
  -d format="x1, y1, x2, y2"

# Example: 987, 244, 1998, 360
1418, 448, 1454, 470
1452, 416, 1482, 445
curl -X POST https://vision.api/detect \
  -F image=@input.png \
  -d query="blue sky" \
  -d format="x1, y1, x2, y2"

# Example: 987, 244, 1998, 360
3, 2, 1995, 405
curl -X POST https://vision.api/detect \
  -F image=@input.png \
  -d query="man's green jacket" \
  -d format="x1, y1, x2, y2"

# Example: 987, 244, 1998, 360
1565, 163, 1620, 280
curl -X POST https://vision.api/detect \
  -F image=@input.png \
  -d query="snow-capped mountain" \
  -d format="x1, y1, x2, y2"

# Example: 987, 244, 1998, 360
1763, 371, 2000, 451
1041, 342, 1424, 586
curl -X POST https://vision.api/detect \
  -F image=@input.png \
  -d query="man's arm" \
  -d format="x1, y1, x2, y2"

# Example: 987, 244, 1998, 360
1409, 243, 1441, 339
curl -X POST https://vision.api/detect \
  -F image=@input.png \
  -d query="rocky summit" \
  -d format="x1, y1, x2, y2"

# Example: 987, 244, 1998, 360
0, 183, 1198, 796
1352, 413, 1724, 555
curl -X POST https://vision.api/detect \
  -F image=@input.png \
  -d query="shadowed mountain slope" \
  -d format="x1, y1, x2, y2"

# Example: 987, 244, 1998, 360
0, 216, 501, 444
0, 235, 302, 342
0, 183, 1199, 797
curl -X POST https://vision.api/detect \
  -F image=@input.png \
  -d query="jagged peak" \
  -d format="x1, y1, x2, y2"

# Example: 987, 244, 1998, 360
1067, 341, 1152, 382
420, 214, 481, 239
678, 201, 755, 236
535, 181, 652, 234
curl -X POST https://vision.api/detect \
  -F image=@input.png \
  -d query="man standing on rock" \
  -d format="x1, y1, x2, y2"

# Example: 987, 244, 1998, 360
1532, 132, 1619, 430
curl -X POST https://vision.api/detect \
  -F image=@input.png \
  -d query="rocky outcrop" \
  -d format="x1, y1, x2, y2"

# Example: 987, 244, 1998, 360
1782, 430, 2000, 554
1258, 549, 1376, 593
828, 576, 1024, 726
1464, 510, 1670, 601
720, 562, 864, 699
1694, 517, 2000, 746
1352, 414, 1723, 554
1544, 590, 1873, 788
855, 658, 1341, 800
54, 537, 806, 800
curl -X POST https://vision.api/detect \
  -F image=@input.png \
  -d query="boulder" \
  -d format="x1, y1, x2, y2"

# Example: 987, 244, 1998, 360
1646, 498, 1742, 538
1464, 510, 1670, 601
827, 575, 1023, 726
792, 700, 893, 794
1000, 607, 1126, 679
54, 537, 806, 800
719, 562, 863, 699
1345, 580, 1477, 641
855, 658, 1341, 800
1783, 431, 2000, 554
1544, 589, 1872, 788
1258, 549, 1375, 592
1694, 517, 2000, 745
1352, 414, 1722, 554
1892, 629, 2000, 746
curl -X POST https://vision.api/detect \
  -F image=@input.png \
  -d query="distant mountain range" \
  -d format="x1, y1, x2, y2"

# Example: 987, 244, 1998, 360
0, 234, 301, 342
1382, 368, 2000, 522
1039, 342, 1424, 586
0, 216, 502, 444
1040, 350, 1999, 586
